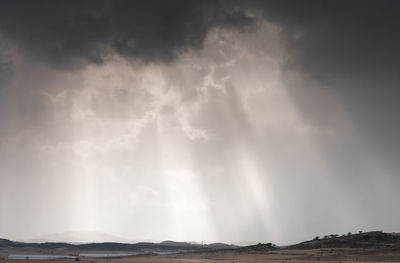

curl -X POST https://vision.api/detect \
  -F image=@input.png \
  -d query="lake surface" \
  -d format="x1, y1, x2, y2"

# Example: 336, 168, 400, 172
152, 251, 177, 255
79, 253, 138, 258
9, 252, 167, 259
8, 254, 76, 260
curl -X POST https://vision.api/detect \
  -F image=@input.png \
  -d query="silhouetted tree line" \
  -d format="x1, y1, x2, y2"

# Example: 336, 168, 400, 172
314, 231, 364, 241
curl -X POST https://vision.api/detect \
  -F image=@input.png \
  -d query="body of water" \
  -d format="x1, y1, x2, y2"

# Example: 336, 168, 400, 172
152, 251, 177, 255
79, 253, 138, 258
8, 254, 76, 260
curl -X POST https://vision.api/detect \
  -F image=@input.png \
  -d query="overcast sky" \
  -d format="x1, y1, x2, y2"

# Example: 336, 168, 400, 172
0, 0, 399, 245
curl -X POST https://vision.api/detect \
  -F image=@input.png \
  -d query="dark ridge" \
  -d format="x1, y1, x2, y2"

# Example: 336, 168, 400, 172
0, 239, 237, 252
159, 240, 193, 247
0, 238, 14, 247
237, 242, 278, 252
288, 231, 400, 249
2, 231, 398, 253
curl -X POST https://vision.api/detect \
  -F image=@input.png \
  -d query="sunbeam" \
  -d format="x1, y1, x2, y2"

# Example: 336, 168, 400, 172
1, 2, 400, 247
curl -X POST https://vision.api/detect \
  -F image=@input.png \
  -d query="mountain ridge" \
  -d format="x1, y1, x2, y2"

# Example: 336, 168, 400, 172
0, 238, 238, 252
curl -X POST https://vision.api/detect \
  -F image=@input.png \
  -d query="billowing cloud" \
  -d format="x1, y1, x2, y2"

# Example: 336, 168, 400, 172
0, 0, 253, 68
0, 0, 399, 245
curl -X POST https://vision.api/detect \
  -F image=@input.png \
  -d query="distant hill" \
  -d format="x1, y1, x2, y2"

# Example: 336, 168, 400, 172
159, 240, 194, 247
23, 232, 135, 244
0, 239, 14, 247
208, 242, 239, 250
288, 231, 400, 249
2, 231, 398, 254
237, 242, 278, 252
0, 238, 238, 252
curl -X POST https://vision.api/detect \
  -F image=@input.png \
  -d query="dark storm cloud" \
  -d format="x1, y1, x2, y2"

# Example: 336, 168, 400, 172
1, 0, 398, 77
0, 0, 399, 181
0, 0, 253, 68
1, 0, 400, 242
0, 42, 13, 86
254, 0, 400, 79
248, 0, 400, 176
0, 57, 12, 86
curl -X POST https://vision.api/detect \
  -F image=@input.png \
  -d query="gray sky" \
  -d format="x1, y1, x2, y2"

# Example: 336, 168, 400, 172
0, 0, 399, 245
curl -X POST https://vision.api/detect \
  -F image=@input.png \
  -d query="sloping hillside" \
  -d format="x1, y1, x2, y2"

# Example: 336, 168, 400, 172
289, 231, 400, 249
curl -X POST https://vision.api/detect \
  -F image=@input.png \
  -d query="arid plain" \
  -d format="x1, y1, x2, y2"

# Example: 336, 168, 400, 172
3, 247, 400, 263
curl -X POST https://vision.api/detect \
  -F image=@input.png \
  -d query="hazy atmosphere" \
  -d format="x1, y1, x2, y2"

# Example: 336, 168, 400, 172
0, 0, 399, 245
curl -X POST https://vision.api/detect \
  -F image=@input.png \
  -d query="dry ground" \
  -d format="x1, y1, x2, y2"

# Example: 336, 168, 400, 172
2, 247, 400, 263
